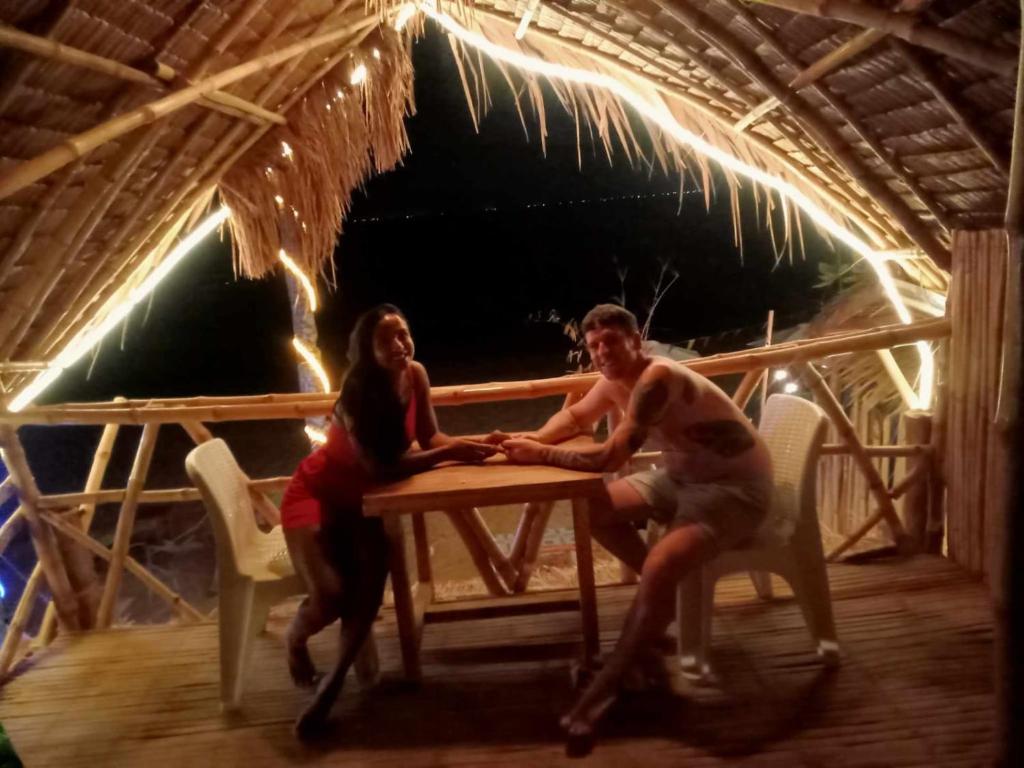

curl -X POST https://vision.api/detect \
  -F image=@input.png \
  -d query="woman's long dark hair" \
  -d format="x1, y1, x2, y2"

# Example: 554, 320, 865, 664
337, 304, 411, 466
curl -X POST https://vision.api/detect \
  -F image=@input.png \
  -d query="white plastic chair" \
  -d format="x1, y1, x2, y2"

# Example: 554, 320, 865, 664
186, 439, 377, 710
676, 394, 839, 680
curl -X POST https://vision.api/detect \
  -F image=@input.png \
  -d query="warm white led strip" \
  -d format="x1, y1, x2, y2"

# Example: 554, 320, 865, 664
8, 206, 231, 412
278, 249, 319, 311
292, 337, 332, 393
422, 1, 934, 408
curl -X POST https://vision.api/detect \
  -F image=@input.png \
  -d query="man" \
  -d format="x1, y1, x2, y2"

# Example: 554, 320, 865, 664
502, 304, 773, 752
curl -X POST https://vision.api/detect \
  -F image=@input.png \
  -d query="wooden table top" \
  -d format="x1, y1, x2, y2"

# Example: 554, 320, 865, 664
363, 441, 605, 515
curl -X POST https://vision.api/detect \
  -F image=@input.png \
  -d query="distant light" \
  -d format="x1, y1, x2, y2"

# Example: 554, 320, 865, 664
350, 63, 367, 85
773, 370, 789, 382
273, 194, 284, 206
280, 141, 294, 160
336, 89, 344, 99
784, 382, 799, 394
372, 48, 381, 60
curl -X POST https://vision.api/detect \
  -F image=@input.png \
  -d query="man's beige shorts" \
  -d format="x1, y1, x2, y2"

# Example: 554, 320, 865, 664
623, 469, 772, 553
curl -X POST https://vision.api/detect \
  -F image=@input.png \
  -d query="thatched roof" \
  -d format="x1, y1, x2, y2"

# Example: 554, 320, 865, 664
0, 0, 1018, 397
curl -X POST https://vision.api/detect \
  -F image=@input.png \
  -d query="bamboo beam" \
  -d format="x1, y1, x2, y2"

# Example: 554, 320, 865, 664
0, 505, 23, 553
724, 0, 952, 235
39, 510, 203, 621
734, 29, 886, 130
460, 507, 518, 591
795, 362, 908, 546
732, 368, 766, 410
4, 318, 952, 426
0, 425, 80, 631
95, 423, 160, 628
893, 39, 1010, 178
0, 563, 44, 677
647, 0, 952, 268
747, 0, 1017, 74
0, 24, 283, 126
512, 501, 554, 593
902, 411, 932, 551
0, 16, 378, 200
443, 510, 509, 596
37, 415, 122, 643
820, 443, 930, 457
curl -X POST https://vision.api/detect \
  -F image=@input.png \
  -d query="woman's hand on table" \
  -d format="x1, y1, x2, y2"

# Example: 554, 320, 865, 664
444, 438, 500, 463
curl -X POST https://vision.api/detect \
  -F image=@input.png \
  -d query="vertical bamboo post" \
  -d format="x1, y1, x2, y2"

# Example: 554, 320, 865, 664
0, 425, 80, 631
795, 363, 909, 548
38, 408, 123, 643
902, 411, 932, 552
95, 423, 159, 628
732, 368, 766, 410
759, 309, 774, 418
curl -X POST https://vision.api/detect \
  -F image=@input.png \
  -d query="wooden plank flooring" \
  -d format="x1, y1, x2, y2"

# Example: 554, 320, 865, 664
0, 556, 993, 767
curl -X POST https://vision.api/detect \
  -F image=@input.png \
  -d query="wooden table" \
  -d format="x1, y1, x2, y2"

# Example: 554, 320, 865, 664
363, 455, 606, 681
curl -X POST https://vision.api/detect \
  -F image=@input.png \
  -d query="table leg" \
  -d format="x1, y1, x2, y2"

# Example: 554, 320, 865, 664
382, 514, 421, 682
411, 512, 432, 585
571, 497, 600, 665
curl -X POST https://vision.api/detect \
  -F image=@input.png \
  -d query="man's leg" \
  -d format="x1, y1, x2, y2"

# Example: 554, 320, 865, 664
562, 522, 715, 750
587, 478, 657, 575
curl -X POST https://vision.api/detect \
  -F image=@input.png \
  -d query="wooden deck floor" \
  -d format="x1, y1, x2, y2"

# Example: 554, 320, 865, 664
1, 555, 993, 767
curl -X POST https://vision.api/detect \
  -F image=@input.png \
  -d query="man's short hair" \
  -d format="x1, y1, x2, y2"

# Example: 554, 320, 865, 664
581, 304, 639, 335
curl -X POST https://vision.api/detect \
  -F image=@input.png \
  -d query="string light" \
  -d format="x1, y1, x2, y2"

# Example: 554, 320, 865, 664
9, 206, 231, 412
773, 369, 789, 382
280, 141, 294, 160
292, 338, 332, 393
372, 47, 381, 60
350, 62, 368, 85
277, 249, 318, 312
273, 194, 284, 206
394, 3, 418, 30
420, 1, 935, 410
783, 382, 799, 394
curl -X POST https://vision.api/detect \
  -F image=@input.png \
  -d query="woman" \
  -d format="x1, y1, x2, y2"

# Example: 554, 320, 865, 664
280, 304, 498, 737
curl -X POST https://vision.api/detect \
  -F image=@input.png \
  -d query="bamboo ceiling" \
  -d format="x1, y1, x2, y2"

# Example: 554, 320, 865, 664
0, 0, 1018, 392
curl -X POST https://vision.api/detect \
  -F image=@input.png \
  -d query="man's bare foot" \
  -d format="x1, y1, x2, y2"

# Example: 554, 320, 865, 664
287, 637, 318, 687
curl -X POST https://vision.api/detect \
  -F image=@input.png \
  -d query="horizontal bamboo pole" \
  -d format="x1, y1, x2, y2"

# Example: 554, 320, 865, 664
39, 510, 203, 621
0, 24, 285, 126
36, 475, 292, 508
820, 443, 931, 457
0, 15, 376, 199
735, 28, 886, 130
5, 318, 951, 426
748, 0, 1017, 74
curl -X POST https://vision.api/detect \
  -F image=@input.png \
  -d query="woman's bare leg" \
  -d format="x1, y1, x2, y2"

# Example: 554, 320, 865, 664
294, 518, 390, 738
284, 526, 343, 686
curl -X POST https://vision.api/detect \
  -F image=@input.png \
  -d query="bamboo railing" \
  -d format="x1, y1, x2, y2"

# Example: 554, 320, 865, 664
0, 316, 948, 677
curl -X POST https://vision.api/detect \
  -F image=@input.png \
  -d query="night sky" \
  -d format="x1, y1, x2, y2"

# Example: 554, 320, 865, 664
41, 26, 835, 405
